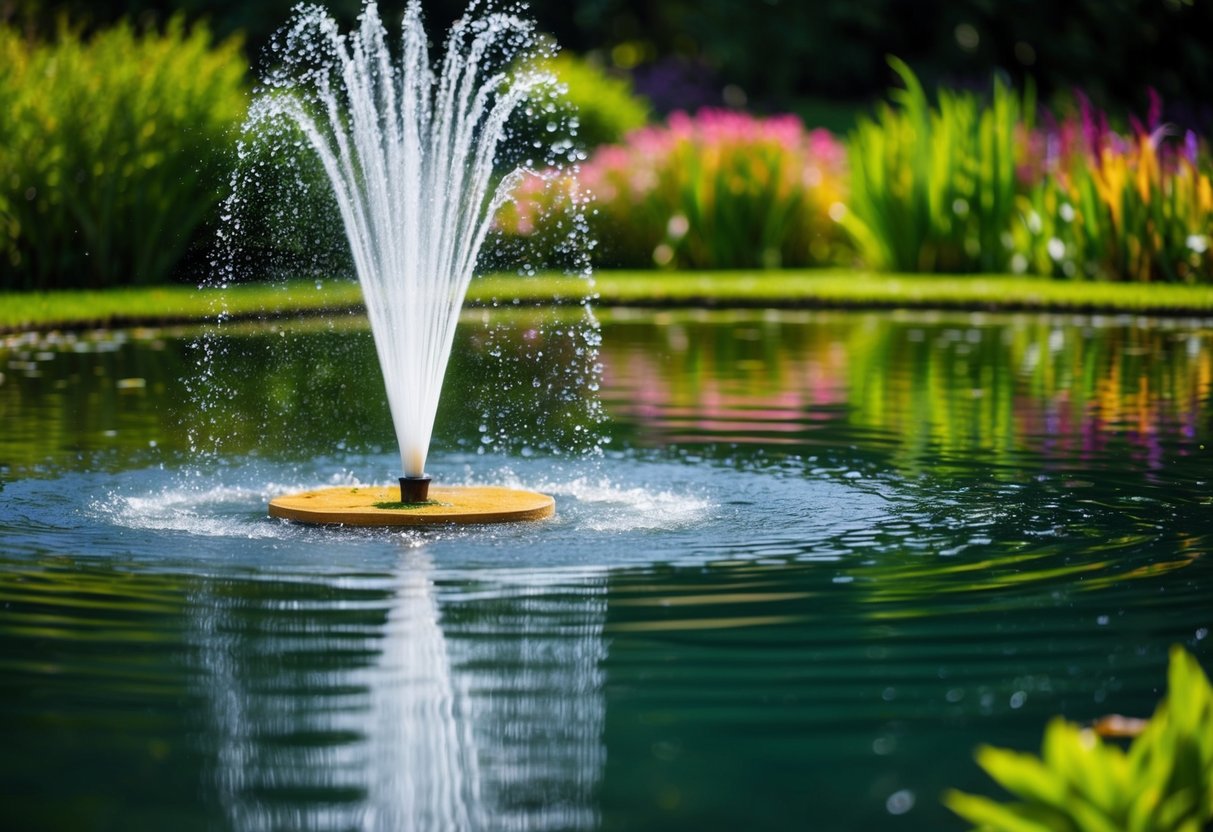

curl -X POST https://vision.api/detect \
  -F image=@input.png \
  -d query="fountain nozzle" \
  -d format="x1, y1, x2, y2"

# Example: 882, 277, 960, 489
399, 475, 431, 503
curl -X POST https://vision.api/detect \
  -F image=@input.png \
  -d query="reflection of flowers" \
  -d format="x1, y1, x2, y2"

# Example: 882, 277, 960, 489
597, 317, 1212, 471
599, 321, 851, 446
848, 321, 1213, 472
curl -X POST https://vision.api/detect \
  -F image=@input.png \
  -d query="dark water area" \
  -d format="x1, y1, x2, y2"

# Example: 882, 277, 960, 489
1, 309, 1211, 831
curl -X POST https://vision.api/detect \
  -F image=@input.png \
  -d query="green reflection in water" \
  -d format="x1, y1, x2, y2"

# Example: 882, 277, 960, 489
3, 310, 1209, 478
597, 310, 1212, 475
0, 308, 603, 476
0, 329, 193, 473
2, 308, 1211, 832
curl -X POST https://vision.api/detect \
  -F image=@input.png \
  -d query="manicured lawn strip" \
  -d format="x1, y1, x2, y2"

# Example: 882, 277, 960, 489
4, 270, 1213, 332
481, 271, 1213, 315
0, 281, 365, 332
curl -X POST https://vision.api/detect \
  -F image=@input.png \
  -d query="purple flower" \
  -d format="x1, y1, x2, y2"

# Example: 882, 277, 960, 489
1184, 130, 1199, 165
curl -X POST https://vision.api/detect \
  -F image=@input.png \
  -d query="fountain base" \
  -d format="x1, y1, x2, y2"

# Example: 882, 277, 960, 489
268, 485, 554, 526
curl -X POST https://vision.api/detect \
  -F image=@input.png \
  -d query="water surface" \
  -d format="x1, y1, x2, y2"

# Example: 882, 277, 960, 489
2, 309, 1210, 831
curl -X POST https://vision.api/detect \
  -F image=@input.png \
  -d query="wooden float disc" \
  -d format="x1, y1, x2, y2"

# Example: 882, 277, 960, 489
268, 485, 555, 526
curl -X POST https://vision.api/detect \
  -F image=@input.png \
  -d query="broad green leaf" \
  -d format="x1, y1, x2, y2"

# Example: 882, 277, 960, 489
944, 790, 1062, 832
977, 744, 1068, 807
947, 648, 1213, 832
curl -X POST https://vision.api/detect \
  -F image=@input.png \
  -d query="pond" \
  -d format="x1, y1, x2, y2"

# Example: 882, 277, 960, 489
2, 307, 1211, 831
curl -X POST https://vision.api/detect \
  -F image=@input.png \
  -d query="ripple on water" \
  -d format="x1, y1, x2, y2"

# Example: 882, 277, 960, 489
1, 453, 912, 573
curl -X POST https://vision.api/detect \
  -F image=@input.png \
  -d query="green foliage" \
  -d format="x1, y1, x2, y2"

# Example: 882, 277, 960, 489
10, 0, 1213, 121
945, 646, 1213, 832
840, 58, 1029, 273
0, 19, 247, 289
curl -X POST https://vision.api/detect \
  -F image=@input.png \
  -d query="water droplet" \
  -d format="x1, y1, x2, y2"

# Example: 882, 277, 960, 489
872, 736, 896, 755
886, 789, 915, 815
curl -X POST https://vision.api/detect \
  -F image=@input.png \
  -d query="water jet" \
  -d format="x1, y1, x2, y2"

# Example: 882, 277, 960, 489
250, 0, 566, 524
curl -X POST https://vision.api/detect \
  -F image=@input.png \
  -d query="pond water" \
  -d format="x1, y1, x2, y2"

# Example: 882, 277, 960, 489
2, 307, 1211, 831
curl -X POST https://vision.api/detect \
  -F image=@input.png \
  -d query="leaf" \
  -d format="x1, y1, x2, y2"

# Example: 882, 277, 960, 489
1042, 719, 1126, 814
947, 648, 1213, 832
943, 790, 1062, 832
977, 743, 1068, 808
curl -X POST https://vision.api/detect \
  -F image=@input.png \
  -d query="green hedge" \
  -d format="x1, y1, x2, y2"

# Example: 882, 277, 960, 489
0, 19, 247, 289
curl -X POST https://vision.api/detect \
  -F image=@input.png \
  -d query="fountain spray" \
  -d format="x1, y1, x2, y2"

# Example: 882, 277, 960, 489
257, 0, 561, 524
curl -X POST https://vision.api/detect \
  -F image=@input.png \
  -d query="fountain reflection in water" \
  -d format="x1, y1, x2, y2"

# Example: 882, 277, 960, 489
245, 0, 560, 479
365, 551, 484, 831
195, 556, 606, 832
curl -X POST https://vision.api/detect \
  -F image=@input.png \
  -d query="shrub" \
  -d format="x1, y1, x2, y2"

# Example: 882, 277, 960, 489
946, 646, 1213, 832
501, 108, 848, 270
838, 58, 1028, 273
0, 19, 247, 290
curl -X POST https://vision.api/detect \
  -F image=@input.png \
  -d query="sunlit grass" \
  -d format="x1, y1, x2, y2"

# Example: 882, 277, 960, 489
0, 281, 364, 331
4, 270, 1213, 332
485, 271, 1213, 314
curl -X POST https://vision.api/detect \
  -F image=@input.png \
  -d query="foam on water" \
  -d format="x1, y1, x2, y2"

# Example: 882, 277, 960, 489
522, 474, 713, 533
89, 463, 712, 543
36, 452, 889, 574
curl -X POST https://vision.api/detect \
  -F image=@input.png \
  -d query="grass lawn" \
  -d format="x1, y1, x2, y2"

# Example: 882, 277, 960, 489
4, 270, 1213, 332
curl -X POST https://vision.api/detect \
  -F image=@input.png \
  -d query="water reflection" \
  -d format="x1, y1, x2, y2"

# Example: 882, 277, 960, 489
195, 553, 606, 832
365, 552, 483, 832
599, 310, 1213, 473
0, 328, 191, 473
4, 311, 1210, 478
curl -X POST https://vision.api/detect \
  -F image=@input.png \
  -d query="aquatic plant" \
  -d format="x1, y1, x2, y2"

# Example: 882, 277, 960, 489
0, 19, 247, 289
839, 58, 1027, 273
946, 646, 1213, 832
1013, 97, 1213, 283
503, 108, 847, 269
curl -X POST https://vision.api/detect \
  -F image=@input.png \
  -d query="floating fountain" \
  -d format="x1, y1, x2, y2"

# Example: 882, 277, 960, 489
251, 0, 563, 525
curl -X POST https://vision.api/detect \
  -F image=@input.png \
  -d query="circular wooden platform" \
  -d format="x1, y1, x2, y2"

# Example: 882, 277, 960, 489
268, 485, 555, 526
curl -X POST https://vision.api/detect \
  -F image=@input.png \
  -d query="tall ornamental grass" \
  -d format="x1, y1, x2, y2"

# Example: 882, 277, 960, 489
0, 20, 247, 289
839, 58, 1028, 273
842, 64, 1213, 282
1014, 101, 1213, 282
502, 109, 848, 269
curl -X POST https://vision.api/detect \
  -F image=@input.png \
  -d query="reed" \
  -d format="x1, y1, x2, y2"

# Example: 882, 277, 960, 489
839, 58, 1028, 273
